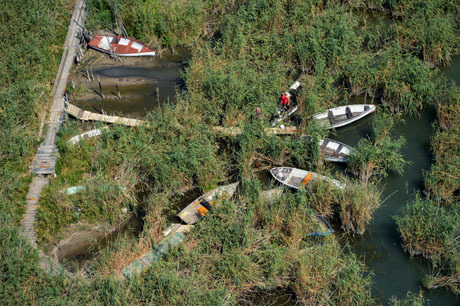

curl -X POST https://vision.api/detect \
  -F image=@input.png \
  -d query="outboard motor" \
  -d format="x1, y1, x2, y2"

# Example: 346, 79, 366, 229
83, 31, 91, 44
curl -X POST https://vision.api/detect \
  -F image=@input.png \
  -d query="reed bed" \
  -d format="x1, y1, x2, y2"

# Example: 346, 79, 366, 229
2, 0, 460, 303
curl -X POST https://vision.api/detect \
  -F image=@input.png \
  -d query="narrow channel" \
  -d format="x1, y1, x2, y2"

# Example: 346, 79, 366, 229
339, 56, 460, 304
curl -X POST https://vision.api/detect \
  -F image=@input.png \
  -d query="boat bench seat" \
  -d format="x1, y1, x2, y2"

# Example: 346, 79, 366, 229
335, 144, 344, 154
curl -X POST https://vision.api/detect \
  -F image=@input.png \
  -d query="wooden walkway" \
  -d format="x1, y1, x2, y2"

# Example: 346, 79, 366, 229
213, 126, 298, 136
65, 103, 145, 127
20, 0, 87, 248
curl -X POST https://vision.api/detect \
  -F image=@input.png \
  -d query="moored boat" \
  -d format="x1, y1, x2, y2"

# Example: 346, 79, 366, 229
177, 182, 239, 224
313, 104, 376, 129
270, 167, 345, 190
86, 34, 156, 57
300, 136, 354, 163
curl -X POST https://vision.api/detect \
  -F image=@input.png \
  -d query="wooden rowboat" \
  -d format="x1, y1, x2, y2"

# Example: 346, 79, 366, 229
177, 182, 239, 224
313, 104, 376, 129
270, 167, 345, 190
300, 136, 354, 163
86, 34, 156, 57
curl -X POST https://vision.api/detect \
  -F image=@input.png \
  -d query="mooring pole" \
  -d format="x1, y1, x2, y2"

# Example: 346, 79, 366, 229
99, 99, 105, 115
98, 75, 105, 99
115, 84, 121, 99
85, 67, 91, 81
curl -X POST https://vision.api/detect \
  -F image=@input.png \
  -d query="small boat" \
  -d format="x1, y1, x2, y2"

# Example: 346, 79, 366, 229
270, 167, 345, 190
86, 34, 156, 57
300, 136, 354, 163
68, 126, 109, 145
309, 214, 334, 236
177, 182, 239, 224
272, 80, 302, 127
313, 104, 376, 129
123, 223, 192, 278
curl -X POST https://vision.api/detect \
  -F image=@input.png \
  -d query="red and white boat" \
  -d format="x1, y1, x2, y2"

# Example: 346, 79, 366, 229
86, 34, 156, 57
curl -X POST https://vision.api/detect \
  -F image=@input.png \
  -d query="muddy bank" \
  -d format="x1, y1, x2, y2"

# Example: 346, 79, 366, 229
71, 48, 191, 118
47, 214, 141, 263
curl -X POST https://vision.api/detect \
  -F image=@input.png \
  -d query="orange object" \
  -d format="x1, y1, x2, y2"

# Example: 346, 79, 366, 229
197, 200, 215, 216
301, 172, 313, 186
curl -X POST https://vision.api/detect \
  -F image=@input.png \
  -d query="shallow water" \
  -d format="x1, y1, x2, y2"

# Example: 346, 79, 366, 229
337, 106, 459, 304
75, 49, 190, 118
335, 55, 460, 303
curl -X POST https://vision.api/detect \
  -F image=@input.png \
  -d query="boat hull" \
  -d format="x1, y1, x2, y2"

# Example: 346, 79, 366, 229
313, 104, 376, 129
270, 167, 345, 190
88, 35, 156, 57
177, 182, 239, 224
300, 136, 354, 163
309, 215, 334, 236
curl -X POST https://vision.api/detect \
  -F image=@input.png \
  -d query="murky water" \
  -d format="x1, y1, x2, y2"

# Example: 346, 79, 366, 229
338, 107, 458, 304
335, 54, 460, 304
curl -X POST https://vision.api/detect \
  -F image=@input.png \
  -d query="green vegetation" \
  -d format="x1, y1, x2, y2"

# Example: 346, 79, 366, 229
2, 0, 460, 303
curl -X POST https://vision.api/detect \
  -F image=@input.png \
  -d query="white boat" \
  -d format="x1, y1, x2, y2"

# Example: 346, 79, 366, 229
68, 126, 109, 145
270, 167, 345, 190
313, 104, 376, 129
272, 80, 302, 127
177, 183, 239, 224
300, 136, 354, 163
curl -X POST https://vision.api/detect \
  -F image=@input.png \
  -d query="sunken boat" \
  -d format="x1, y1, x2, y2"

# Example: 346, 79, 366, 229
313, 104, 376, 129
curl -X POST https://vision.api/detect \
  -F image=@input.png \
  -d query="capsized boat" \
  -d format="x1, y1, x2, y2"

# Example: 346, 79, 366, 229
313, 104, 376, 129
272, 80, 302, 127
86, 34, 156, 57
270, 167, 345, 190
177, 182, 239, 224
309, 214, 334, 236
300, 136, 354, 163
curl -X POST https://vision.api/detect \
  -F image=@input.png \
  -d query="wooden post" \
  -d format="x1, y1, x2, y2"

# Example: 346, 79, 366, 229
98, 75, 105, 99
115, 84, 121, 99
86, 67, 91, 81
99, 99, 105, 115
90, 67, 94, 81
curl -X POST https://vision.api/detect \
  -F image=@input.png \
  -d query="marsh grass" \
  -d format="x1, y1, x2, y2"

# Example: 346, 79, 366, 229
3, 0, 460, 303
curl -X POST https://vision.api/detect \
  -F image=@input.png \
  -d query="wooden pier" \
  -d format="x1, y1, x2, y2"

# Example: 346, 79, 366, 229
213, 125, 298, 136
20, 0, 87, 250
65, 102, 145, 127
